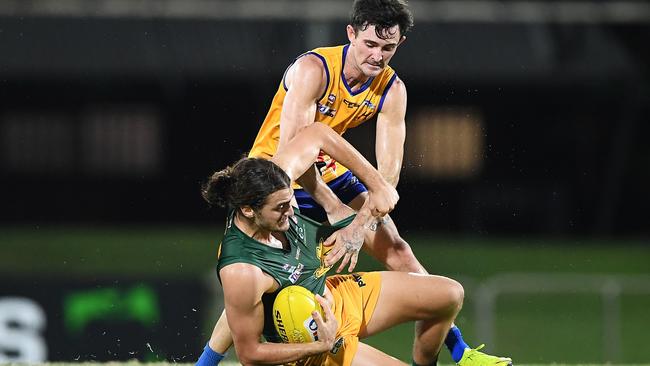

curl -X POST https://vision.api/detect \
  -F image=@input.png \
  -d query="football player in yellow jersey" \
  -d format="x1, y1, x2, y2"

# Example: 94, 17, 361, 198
196, 0, 513, 365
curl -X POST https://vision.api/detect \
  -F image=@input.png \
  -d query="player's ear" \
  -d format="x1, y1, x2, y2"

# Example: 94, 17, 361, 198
240, 206, 255, 219
397, 35, 406, 47
346, 25, 356, 43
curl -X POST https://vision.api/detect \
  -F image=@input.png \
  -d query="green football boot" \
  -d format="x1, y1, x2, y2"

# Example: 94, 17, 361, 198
457, 344, 513, 366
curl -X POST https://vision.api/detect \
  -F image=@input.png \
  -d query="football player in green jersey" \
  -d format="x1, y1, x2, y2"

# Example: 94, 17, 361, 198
199, 123, 512, 366
203, 123, 462, 366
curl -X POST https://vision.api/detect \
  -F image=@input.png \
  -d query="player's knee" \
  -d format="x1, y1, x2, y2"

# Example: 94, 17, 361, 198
448, 278, 465, 314
417, 277, 463, 320
435, 277, 464, 317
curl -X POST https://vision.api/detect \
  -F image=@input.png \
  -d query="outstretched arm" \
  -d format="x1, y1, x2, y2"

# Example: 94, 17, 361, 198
272, 123, 399, 273
376, 77, 407, 188
277, 55, 372, 222
318, 77, 408, 272
272, 122, 398, 217
277, 53, 398, 222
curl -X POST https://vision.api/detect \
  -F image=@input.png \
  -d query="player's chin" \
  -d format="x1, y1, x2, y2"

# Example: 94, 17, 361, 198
277, 220, 290, 231
364, 64, 383, 76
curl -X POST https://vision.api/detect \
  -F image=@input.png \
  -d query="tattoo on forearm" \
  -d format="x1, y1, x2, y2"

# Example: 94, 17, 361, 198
365, 216, 391, 231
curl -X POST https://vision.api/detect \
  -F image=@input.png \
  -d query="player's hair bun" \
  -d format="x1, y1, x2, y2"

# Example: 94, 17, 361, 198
201, 166, 234, 208
202, 157, 291, 210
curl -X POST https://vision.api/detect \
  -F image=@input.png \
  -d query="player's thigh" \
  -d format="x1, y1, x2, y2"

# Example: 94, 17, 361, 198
360, 271, 464, 338
351, 342, 406, 366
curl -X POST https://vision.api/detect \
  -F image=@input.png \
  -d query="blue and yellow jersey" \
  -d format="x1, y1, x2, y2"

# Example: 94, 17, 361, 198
249, 44, 398, 184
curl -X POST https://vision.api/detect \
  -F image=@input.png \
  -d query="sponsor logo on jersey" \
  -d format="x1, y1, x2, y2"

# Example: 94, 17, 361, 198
343, 99, 376, 110
318, 104, 336, 117
352, 273, 366, 287
317, 93, 337, 117
362, 99, 376, 109
288, 263, 304, 283
343, 99, 361, 108
330, 337, 345, 354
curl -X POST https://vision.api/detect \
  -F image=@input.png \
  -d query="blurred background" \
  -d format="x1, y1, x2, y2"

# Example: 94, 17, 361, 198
1, 0, 649, 364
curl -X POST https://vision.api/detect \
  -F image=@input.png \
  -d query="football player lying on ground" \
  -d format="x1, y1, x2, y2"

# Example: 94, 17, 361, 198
201, 123, 513, 366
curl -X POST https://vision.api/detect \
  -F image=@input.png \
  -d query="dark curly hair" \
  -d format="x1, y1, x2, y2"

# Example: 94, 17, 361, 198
202, 157, 291, 210
350, 0, 414, 39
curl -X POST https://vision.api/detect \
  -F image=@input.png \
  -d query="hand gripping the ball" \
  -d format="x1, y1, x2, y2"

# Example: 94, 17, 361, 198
312, 294, 338, 353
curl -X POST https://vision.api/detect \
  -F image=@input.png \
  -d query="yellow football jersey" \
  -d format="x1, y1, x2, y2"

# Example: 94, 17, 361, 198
249, 44, 398, 184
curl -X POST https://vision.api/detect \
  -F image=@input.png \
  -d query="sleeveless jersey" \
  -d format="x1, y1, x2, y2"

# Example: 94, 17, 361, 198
216, 209, 355, 343
249, 44, 398, 185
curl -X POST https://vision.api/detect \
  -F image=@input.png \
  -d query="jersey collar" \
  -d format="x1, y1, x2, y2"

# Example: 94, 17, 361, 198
341, 44, 375, 96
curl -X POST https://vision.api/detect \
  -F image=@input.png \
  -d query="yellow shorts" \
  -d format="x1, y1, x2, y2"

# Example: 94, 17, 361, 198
284, 272, 382, 366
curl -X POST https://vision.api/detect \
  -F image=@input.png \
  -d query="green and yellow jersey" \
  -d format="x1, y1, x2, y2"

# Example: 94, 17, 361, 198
216, 209, 355, 343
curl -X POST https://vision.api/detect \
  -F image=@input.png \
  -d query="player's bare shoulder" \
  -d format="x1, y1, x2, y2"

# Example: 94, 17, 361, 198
381, 75, 407, 115
390, 76, 407, 99
284, 54, 328, 98
220, 262, 277, 295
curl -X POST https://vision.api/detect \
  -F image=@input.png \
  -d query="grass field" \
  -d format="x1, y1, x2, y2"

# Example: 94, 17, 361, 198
2, 225, 649, 364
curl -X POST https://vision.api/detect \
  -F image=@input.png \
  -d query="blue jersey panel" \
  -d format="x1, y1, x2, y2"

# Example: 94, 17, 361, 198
294, 171, 367, 222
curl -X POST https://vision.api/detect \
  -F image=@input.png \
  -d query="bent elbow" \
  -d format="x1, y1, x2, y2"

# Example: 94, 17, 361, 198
234, 345, 259, 366
237, 347, 272, 366
238, 355, 258, 366
303, 122, 326, 137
